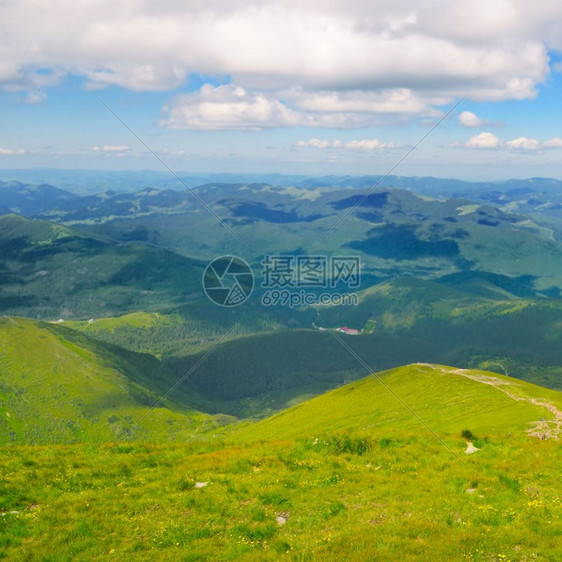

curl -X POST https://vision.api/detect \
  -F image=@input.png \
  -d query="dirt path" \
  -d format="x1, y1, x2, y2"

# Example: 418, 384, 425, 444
418, 364, 562, 440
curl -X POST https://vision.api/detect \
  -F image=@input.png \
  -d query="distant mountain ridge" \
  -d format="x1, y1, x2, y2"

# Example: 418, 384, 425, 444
2, 168, 562, 195
1, 176, 561, 404
0, 214, 206, 318
2, 180, 562, 315
2, 180, 561, 288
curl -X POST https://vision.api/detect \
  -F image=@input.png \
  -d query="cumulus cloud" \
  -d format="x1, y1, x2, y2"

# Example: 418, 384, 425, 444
159, 148, 186, 156
296, 139, 342, 149
505, 137, 541, 151
160, 84, 409, 130
0, 1, 553, 97
161, 85, 302, 130
286, 88, 431, 115
0, 1, 560, 129
454, 133, 562, 151
465, 132, 501, 148
345, 139, 397, 150
458, 111, 486, 127
17, 91, 47, 104
0, 147, 26, 155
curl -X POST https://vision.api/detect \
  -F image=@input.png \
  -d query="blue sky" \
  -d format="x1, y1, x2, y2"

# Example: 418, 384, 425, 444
1, 1, 562, 180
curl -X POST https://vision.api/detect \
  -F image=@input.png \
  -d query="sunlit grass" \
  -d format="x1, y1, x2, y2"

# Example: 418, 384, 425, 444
0, 432, 560, 560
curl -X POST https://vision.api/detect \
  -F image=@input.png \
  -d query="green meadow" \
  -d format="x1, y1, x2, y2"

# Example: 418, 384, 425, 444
1, 358, 561, 560
1, 431, 560, 560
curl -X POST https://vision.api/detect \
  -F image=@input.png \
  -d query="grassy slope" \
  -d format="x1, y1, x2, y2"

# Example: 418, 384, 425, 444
237, 364, 562, 442
0, 365, 560, 560
64, 312, 185, 357
0, 317, 213, 444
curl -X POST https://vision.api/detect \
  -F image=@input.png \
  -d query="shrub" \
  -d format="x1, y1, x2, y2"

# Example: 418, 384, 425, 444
461, 429, 475, 441
378, 437, 393, 448
328, 435, 371, 455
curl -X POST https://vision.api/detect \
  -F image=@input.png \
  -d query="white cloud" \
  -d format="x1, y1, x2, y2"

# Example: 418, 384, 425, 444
542, 136, 562, 148
159, 148, 186, 156
345, 139, 397, 150
296, 138, 397, 150
92, 145, 130, 153
505, 137, 540, 151
0, 1, 560, 129
19, 91, 47, 104
296, 139, 341, 149
0, 147, 26, 155
160, 84, 406, 130
453, 133, 562, 151
161, 84, 302, 130
286, 88, 432, 115
465, 132, 501, 148
458, 111, 485, 127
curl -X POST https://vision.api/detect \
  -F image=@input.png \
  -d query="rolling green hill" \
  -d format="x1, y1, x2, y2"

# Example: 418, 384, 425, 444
237, 363, 562, 442
52, 274, 562, 410
0, 214, 206, 319
0, 214, 318, 347
0, 364, 560, 560
0, 317, 215, 444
